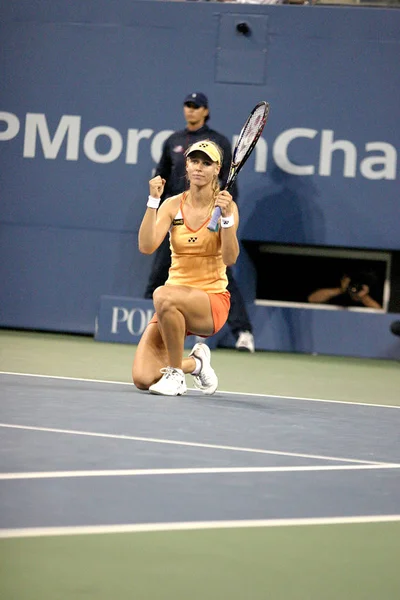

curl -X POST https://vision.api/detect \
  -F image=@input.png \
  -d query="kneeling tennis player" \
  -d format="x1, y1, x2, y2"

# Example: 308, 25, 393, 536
132, 140, 240, 396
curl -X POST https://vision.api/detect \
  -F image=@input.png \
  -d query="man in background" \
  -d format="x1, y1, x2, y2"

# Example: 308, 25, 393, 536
308, 271, 382, 309
144, 92, 255, 352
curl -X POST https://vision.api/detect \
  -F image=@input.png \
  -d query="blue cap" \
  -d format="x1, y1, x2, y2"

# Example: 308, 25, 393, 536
183, 92, 208, 108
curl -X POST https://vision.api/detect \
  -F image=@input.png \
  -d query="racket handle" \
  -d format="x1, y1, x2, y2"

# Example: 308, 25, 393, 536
207, 206, 222, 232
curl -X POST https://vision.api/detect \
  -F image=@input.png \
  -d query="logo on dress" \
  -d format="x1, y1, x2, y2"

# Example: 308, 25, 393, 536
173, 145, 184, 154
173, 218, 184, 226
188, 237, 197, 243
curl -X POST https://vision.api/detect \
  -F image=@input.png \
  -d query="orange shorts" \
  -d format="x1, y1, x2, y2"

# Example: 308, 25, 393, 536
148, 290, 230, 338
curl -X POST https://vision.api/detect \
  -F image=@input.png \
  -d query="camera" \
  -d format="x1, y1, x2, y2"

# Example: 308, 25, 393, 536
347, 281, 363, 295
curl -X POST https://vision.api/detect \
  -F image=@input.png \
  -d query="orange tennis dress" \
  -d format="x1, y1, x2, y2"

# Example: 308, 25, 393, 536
151, 193, 231, 335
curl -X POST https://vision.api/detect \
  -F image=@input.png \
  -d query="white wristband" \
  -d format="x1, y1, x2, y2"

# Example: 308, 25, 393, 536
220, 214, 234, 228
147, 195, 161, 209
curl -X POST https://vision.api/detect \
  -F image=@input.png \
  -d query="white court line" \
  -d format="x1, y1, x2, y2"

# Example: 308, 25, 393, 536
1, 463, 400, 481
0, 422, 390, 465
1, 371, 400, 410
1, 515, 400, 539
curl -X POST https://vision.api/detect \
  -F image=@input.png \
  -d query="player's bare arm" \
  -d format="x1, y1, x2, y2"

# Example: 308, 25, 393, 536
215, 191, 239, 266
139, 179, 180, 254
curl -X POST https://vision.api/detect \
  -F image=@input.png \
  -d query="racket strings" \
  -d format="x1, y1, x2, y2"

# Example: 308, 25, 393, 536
235, 105, 267, 162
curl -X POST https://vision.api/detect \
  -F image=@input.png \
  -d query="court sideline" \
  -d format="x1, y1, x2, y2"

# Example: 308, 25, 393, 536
1, 329, 399, 405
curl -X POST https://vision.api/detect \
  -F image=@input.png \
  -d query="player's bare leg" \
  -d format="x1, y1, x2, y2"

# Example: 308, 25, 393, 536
132, 285, 218, 395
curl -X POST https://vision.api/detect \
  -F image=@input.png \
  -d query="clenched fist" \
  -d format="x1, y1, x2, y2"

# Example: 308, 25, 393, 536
149, 176, 166, 199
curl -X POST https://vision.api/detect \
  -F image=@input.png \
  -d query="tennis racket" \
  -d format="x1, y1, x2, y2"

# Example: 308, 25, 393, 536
207, 101, 270, 232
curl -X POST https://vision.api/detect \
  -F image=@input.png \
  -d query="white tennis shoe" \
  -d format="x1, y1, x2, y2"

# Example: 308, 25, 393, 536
149, 367, 187, 396
235, 330, 255, 353
189, 343, 218, 395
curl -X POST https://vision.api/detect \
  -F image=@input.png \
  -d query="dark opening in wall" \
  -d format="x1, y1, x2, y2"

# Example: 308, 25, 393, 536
242, 242, 397, 312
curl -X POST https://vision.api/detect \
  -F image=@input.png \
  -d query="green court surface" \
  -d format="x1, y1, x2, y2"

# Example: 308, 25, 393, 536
1, 523, 400, 600
1, 329, 400, 599
1, 329, 399, 405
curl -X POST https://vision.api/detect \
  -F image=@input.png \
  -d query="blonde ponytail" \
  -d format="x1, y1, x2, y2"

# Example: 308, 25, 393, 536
212, 175, 221, 201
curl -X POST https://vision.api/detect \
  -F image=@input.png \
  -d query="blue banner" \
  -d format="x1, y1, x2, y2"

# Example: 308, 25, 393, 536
1, 0, 399, 359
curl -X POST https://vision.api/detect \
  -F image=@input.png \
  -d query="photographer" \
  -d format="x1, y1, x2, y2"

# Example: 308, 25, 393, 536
308, 273, 382, 309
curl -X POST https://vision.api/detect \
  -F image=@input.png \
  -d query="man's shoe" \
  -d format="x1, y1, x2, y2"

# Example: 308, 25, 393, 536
235, 331, 255, 353
149, 367, 187, 396
189, 343, 218, 395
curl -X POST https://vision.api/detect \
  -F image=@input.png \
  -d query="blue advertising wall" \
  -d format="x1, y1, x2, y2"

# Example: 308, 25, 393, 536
0, 1, 399, 358
95, 296, 400, 360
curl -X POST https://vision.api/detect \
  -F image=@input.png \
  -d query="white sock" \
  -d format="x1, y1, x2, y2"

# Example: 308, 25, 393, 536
191, 357, 202, 376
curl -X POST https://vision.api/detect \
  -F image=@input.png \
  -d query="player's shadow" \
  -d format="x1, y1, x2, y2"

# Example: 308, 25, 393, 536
242, 165, 325, 244
240, 165, 326, 352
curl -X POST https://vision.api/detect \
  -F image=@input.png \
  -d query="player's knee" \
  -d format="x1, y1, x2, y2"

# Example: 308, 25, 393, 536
133, 378, 149, 391
132, 363, 160, 390
153, 286, 175, 316
132, 370, 151, 390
